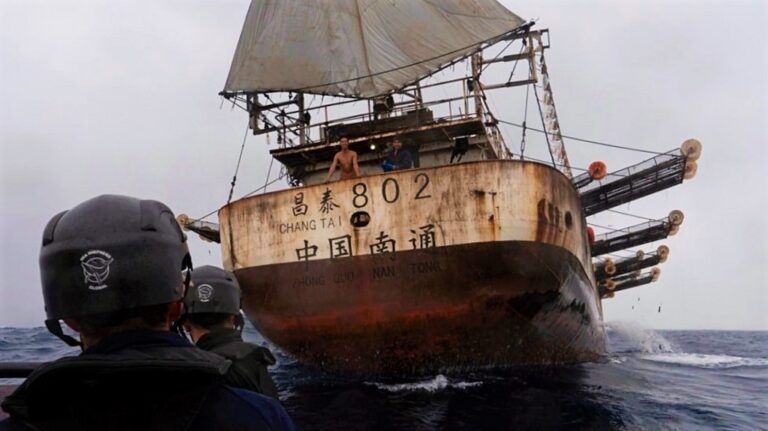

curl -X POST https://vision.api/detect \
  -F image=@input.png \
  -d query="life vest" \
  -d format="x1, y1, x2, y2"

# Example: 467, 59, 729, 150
0, 331, 292, 431
196, 328, 279, 399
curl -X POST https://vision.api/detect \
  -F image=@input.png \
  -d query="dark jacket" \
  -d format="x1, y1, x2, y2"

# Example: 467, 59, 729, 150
196, 328, 279, 399
0, 331, 295, 431
384, 148, 413, 171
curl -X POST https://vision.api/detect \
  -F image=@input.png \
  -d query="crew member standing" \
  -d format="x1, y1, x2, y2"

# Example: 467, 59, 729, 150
180, 265, 279, 399
382, 137, 413, 171
325, 136, 361, 181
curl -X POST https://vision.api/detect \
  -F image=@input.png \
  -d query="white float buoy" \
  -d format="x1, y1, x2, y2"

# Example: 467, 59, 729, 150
650, 267, 661, 282
684, 160, 698, 180
657, 245, 670, 263
680, 138, 702, 161
176, 214, 190, 231
668, 210, 685, 226
668, 224, 680, 236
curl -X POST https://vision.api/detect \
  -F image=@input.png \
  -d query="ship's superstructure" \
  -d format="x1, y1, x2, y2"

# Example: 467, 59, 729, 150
179, 0, 701, 374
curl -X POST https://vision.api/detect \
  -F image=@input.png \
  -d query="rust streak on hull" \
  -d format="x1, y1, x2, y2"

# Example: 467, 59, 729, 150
236, 241, 604, 374
221, 160, 604, 374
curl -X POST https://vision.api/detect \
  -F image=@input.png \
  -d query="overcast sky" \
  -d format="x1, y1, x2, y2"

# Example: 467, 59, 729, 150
1, 0, 766, 330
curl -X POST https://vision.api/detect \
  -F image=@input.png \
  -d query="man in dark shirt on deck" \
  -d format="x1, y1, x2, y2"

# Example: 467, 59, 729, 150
382, 137, 413, 171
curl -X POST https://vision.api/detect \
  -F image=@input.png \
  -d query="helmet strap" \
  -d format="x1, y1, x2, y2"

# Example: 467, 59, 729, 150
235, 312, 245, 334
45, 319, 82, 348
171, 318, 190, 342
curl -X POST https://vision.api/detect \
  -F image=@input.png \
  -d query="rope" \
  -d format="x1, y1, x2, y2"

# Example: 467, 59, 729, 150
227, 124, 250, 204
498, 119, 665, 155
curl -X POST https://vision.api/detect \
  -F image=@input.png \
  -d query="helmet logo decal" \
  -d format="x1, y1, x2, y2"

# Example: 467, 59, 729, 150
80, 250, 113, 291
197, 284, 214, 302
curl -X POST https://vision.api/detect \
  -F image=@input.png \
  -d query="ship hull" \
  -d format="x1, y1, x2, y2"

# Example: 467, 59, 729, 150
237, 240, 603, 374
220, 160, 605, 374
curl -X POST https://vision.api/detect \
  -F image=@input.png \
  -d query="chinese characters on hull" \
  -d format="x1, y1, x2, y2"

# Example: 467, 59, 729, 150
292, 192, 308, 217
296, 240, 318, 262
370, 231, 396, 255
409, 224, 436, 250
294, 225, 437, 262
319, 188, 340, 214
329, 235, 352, 259
288, 174, 437, 261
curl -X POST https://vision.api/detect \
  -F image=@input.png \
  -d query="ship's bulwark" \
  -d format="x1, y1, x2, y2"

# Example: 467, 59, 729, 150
236, 240, 604, 374
222, 161, 605, 374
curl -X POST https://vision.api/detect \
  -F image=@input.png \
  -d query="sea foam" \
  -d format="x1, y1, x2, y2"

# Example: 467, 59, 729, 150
639, 353, 768, 369
366, 374, 483, 392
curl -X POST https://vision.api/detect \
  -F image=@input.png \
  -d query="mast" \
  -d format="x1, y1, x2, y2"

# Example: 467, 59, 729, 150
529, 32, 573, 178
471, 53, 484, 118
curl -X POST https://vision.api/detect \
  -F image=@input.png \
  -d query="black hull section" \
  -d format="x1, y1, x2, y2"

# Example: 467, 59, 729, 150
237, 241, 605, 374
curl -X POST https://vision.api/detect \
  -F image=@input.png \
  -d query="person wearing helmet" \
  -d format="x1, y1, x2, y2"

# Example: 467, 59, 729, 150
0, 195, 295, 431
179, 265, 279, 399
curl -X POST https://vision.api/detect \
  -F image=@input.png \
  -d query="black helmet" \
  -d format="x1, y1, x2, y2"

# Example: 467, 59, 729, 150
39, 195, 192, 345
183, 265, 241, 315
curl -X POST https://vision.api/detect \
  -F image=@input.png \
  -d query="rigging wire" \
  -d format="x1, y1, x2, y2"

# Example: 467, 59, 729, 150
520, 84, 530, 159
589, 222, 630, 233
263, 156, 275, 193
606, 250, 643, 260
498, 119, 664, 155
530, 83, 558, 167
521, 154, 588, 172
607, 208, 656, 221
227, 124, 250, 204
190, 207, 219, 223
192, 174, 288, 223
506, 44, 527, 82
480, 39, 519, 75
243, 173, 287, 199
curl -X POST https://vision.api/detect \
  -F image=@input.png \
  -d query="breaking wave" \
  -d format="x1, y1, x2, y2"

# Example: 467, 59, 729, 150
605, 320, 675, 353
639, 353, 768, 369
366, 374, 483, 392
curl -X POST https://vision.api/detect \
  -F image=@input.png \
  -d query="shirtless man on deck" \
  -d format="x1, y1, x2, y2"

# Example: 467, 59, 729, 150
325, 136, 361, 182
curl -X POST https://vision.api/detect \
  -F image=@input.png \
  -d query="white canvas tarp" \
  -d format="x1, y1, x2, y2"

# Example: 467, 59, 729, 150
224, 0, 524, 98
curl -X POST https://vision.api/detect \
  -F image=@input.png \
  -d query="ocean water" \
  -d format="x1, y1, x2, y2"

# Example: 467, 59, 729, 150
1, 324, 766, 430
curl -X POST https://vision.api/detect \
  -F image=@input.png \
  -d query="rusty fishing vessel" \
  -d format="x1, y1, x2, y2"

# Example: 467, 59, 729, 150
179, 0, 701, 374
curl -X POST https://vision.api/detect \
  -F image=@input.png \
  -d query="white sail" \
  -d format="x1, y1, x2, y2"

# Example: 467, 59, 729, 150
224, 0, 524, 98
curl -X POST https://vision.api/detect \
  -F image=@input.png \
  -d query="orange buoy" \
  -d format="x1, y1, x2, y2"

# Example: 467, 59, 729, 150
588, 161, 608, 180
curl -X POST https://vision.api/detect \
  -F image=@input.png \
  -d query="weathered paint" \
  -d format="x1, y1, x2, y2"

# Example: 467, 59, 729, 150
221, 160, 592, 270
219, 160, 604, 373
